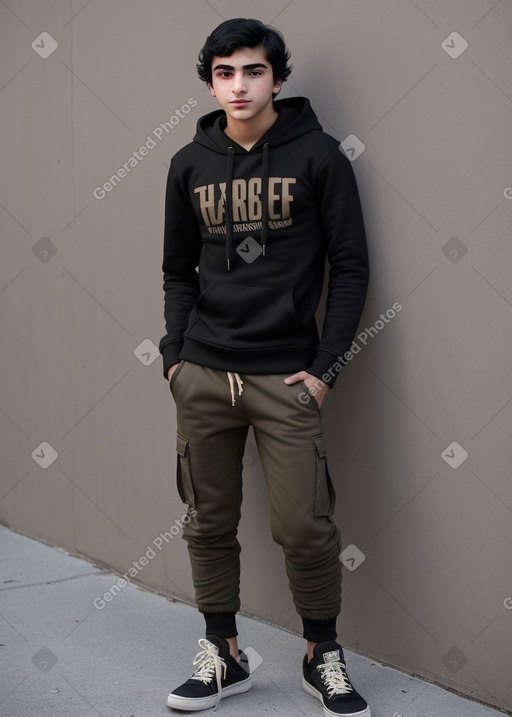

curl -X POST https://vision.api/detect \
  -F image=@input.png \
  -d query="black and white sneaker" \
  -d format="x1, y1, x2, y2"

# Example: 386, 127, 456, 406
167, 635, 251, 711
303, 641, 371, 716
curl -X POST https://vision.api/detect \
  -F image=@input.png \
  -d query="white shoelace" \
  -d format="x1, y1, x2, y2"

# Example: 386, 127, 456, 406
190, 638, 227, 710
317, 659, 353, 697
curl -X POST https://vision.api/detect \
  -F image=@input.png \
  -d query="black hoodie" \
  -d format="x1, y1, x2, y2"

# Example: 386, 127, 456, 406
159, 97, 369, 386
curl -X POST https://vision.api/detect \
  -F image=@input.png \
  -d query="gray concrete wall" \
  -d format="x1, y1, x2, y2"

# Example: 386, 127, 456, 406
1, 1, 511, 712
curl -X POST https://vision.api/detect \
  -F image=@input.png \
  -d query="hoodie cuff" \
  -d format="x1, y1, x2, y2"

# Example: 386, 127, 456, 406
306, 350, 346, 389
160, 342, 182, 380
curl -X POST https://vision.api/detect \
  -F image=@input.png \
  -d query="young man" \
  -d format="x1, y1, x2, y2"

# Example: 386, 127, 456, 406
159, 18, 370, 717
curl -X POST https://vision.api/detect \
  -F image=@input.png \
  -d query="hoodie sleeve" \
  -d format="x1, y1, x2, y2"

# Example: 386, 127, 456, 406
306, 146, 369, 386
158, 162, 202, 378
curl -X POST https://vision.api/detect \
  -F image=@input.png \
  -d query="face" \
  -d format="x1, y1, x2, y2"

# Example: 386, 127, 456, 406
208, 45, 282, 124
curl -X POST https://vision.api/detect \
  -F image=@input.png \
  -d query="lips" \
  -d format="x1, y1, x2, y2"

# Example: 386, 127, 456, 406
230, 100, 250, 105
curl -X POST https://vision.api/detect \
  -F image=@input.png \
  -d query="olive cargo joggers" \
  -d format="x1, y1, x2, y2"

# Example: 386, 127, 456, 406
169, 360, 342, 642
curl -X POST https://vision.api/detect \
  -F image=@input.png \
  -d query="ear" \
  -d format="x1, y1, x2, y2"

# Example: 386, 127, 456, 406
273, 78, 283, 96
207, 82, 216, 97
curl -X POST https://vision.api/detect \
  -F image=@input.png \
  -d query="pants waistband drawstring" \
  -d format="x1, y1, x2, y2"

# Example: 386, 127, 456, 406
227, 372, 243, 406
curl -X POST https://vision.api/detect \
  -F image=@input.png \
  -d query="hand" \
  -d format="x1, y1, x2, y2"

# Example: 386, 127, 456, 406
284, 370, 328, 408
167, 362, 180, 382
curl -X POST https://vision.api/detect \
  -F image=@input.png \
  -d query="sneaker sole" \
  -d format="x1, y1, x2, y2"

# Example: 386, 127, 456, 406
167, 676, 251, 711
302, 677, 371, 717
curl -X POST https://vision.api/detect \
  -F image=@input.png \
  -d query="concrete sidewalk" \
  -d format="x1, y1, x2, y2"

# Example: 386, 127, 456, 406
0, 525, 507, 717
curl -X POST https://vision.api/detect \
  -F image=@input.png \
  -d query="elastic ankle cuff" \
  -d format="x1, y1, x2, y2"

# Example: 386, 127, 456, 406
203, 611, 238, 638
302, 616, 337, 642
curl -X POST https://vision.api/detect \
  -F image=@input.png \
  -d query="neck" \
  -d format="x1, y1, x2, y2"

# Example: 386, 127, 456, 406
224, 105, 278, 151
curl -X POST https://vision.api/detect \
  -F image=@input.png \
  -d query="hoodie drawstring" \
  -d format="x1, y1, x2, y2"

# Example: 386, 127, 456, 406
224, 142, 270, 270
227, 371, 244, 406
225, 146, 235, 270
260, 142, 269, 256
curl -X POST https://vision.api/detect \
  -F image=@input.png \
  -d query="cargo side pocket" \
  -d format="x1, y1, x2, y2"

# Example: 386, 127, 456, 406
313, 434, 335, 516
176, 432, 195, 508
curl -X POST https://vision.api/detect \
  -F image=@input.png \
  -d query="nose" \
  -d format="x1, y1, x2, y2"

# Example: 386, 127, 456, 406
232, 71, 247, 94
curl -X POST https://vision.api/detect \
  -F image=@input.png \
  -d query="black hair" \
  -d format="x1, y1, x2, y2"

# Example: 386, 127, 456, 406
197, 18, 292, 87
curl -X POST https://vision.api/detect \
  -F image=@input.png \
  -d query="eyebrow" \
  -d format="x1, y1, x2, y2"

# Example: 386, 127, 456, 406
212, 62, 268, 71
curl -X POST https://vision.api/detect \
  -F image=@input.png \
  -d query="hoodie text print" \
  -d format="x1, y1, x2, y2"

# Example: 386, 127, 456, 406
159, 97, 369, 385
194, 176, 296, 230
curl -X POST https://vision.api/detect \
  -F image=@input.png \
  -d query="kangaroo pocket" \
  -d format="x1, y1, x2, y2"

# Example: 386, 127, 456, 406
186, 281, 312, 350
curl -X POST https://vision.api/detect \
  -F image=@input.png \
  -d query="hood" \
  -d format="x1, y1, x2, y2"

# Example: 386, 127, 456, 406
192, 97, 323, 269
193, 96, 322, 154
